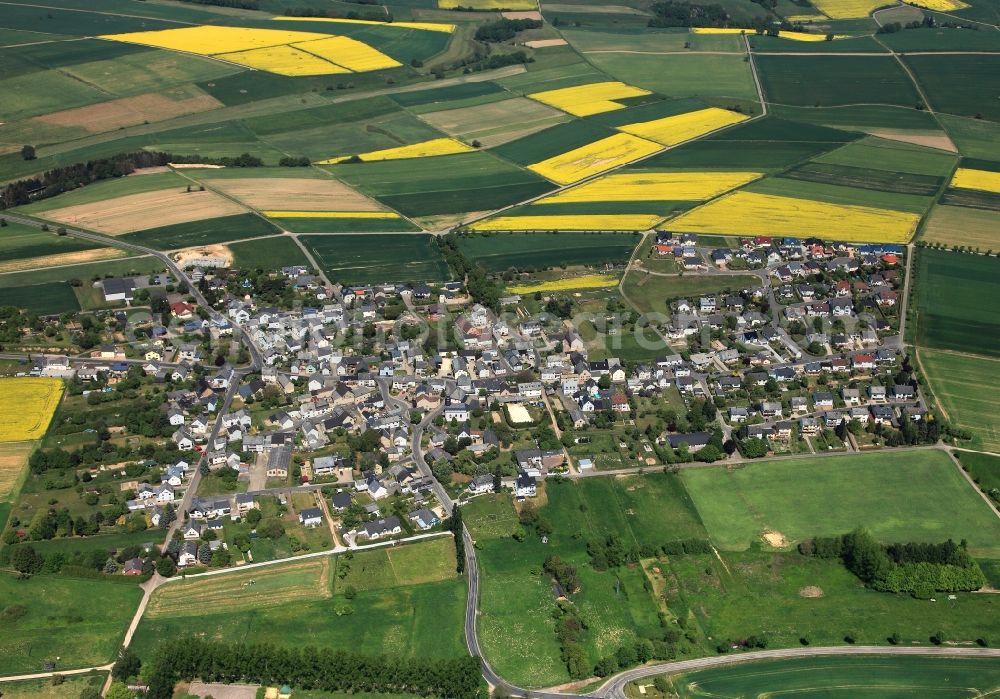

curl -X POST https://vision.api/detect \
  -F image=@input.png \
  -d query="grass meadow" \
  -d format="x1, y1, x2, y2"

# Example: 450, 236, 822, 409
640, 655, 1000, 698
131, 537, 466, 661
919, 349, 1000, 453
0, 572, 142, 674
681, 450, 1000, 556
119, 213, 279, 250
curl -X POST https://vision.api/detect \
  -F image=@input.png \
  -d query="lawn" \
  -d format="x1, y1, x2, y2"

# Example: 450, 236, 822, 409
0, 572, 142, 675
621, 270, 761, 315
681, 450, 1000, 556
919, 348, 1000, 453
641, 654, 1000, 698
912, 248, 1000, 357
455, 232, 640, 272
300, 234, 450, 284
131, 538, 466, 662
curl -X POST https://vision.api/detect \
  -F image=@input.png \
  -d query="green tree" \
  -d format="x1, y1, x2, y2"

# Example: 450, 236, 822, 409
112, 647, 141, 681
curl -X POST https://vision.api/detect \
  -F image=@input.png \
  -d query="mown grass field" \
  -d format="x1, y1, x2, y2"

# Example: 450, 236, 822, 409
681, 450, 1000, 556
131, 538, 465, 661
912, 248, 1000, 357
455, 232, 640, 271
0, 572, 142, 674
641, 655, 1000, 698
919, 348, 1000, 453
301, 234, 450, 284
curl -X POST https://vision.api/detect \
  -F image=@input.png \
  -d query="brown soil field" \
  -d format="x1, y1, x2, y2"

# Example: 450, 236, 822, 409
202, 177, 384, 212
39, 188, 247, 235
35, 85, 223, 135
420, 96, 568, 147
867, 129, 957, 153
523, 38, 568, 48
0, 247, 128, 274
0, 442, 33, 500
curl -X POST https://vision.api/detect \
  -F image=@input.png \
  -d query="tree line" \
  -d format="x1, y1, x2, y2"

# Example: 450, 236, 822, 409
474, 18, 543, 42
143, 639, 484, 699
800, 528, 986, 597
438, 234, 502, 311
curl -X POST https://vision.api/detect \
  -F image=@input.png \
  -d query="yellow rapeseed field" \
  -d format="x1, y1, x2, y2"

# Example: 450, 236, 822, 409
263, 211, 401, 219
528, 133, 663, 185
691, 28, 846, 41
0, 378, 62, 442
617, 107, 749, 147
272, 16, 456, 33
528, 81, 652, 117
950, 168, 1000, 194
101, 25, 400, 76
808, 0, 886, 18
540, 171, 763, 203
218, 45, 348, 75
101, 26, 329, 54
317, 137, 474, 164
666, 191, 920, 243
293, 36, 401, 71
509, 274, 618, 293
471, 214, 664, 231
905, 0, 968, 10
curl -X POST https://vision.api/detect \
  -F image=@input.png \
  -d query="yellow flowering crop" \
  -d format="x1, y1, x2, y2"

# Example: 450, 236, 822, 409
509, 274, 618, 294
293, 36, 401, 71
273, 16, 456, 33
263, 211, 401, 219
950, 168, 1000, 194
317, 137, 474, 164
691, 27, 846, 40
0, 378, 62, 442
527, 81, 652, 117
905, 0, 968, 10
808, 0, 886, 18
101, 25, 401, 76
528, 133, 663, 185
101, 26, 329, 54
540, 172, 763, 203
218, 45, 349, 76
617, 107, 749, 147
666, 191, 920, 243
471, 214, 664, 231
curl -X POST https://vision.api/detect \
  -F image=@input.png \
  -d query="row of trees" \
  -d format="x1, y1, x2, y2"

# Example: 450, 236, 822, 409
474, 18, 543, 42
143, 640, 484, 699
587, 533, 712, 570
438, 234, 503, 311
800, 529, 986, 597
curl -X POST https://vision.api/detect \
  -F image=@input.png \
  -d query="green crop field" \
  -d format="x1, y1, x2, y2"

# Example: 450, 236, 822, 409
781, 162, 943, 196
455, 232, 640, 271
0, 572, 142, 674
912, 248, 1000, 356
681, 450, 1000, 556
131, 539, 466, 662
771, 103, 941, 132
300, 234, 450, 284
329, 152, 554, 218
641, 655, 1000, 698
228, 236, 309, 270
747, 175, 934, 213
906, 54, 1000, 122
757, 55, 921, 107
919, 349, 1000, 453
814, 136, 958, 176
0, 221, 101, 262
15, 172, 189, 215
270, 216, 420, 233
921, 204, 1000, 248
939, 114, 1000, 160
119, 213, 279, 250
0, 282, 80, 315
588, 53, 759, 102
